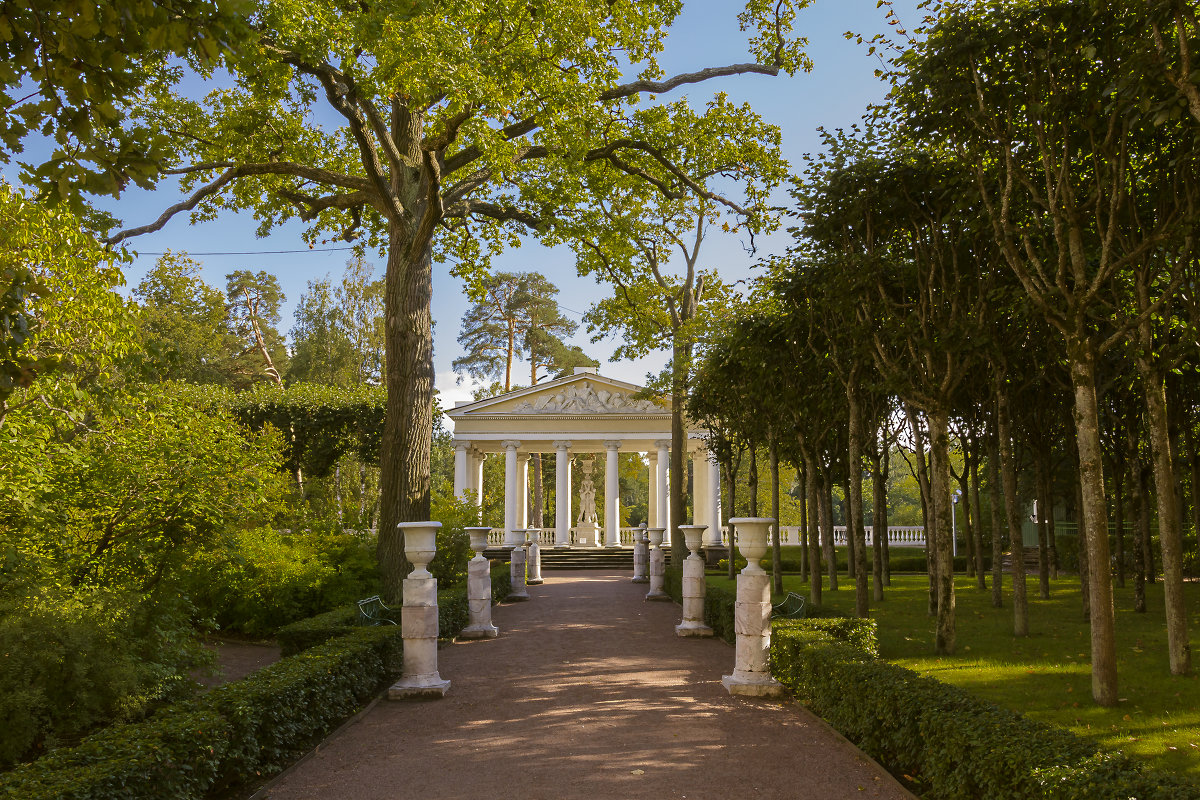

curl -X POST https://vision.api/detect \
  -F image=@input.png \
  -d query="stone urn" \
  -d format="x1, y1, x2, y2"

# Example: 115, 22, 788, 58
400, 521, 440, 577
729, 517, 772, 573
681, 524, 704, 556
465, 526, 490, 557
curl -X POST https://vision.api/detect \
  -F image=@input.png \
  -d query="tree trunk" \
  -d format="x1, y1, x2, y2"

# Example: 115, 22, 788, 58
377, 236, 435, 604
881, 445, 892, 586
970, 449, 986, 590
725, 458, 738, 581
871, 448, 885, 601
1076, 456, 1092, 622
929, 409, 956, 654
1065, 337, 1119, 706
1113, 452, 1126, 589
988, 432, 1004, 608
997, 381, 1028, 636
805, 453, 822, 606
1188, 425, 1200, 561
770, 437, 783, 595
820, 469, 837, 591
1036, 456, 1051, 599
907, 405, 936, 616
848, 385, 869, 617
957, 466, 975, 578
801, 462, 811, 582
1138, 338, 1189, 674
749, 445, 759, 516
669, 337, 691, 566
1131, 448, 1149, 614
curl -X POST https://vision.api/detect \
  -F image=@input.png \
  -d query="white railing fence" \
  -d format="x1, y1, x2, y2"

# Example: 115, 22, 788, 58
720, 525, 925, 548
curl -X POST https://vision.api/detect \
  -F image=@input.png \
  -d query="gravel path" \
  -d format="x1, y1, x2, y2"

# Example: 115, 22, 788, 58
263, 570, 915, 800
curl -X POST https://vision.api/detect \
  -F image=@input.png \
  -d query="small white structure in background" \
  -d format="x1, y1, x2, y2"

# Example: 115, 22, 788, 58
722, 518, 784, 697
645, 527, 669, 601
508, 529, 530, 600
446, 369, 723, 551
388, 522, 450, 700
526, 528, 543, 585
676, 524, 713, 637
461, 527, 499, 640
631, 524, 649, 583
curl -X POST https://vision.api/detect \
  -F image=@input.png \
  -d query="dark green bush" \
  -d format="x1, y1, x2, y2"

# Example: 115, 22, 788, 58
0, 625, 401, 799
276, 561, 510, 656
774, 616, 879, 657
769, 626, 1194, 800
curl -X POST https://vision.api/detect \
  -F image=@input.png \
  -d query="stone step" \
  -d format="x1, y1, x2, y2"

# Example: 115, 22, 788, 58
484, 547, 674, 571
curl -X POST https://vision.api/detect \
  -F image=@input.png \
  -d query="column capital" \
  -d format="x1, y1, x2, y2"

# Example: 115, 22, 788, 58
501, 439, 521, 451
518, 452, 531, 464
654, 439, 671, 451
553, 440, 572, 451
454, 439, 470, 452
603, 439, 622, 451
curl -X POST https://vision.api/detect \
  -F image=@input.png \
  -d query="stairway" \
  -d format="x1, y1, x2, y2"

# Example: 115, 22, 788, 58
999, 546, 1043, 574
483, 547, 673, 571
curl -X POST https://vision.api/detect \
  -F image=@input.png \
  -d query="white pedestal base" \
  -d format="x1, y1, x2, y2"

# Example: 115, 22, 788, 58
461, 554, 499, 639
721, 673, 784, 697
675, 620, 714, 637
527, 540, 543, 585
388, 675, 451, 700
509, 547, 530, 601
646, 545, 669, 601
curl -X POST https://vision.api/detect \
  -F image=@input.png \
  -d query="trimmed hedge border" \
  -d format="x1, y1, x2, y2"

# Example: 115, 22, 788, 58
770, 624, 1198, 800
0, 562, 513, 799
0, 625, 399, 800
277, 561, 510, 655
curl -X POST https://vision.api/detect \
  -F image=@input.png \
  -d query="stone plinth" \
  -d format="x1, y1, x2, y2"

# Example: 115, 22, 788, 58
721, 517, 783, 697
645, 527, 669, 601
632, 526, 649, 583
574, 521, 599, 547
527, 532, 543, 585
508, 530, 530, 601
460, 527, 498, 640
389, 522, 450, 700
676, 524, 713, 637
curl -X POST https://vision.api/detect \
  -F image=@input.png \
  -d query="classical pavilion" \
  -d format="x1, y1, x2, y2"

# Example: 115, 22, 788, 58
446, 368, 723, 550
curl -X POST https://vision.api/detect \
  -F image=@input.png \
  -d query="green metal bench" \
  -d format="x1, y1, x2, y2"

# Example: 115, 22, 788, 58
771, 591, 807, 620
357, 594, 396, 626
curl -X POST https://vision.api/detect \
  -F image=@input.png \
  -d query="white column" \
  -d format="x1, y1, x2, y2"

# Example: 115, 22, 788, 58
503, 440, 521, 547
694, 450, 710, 531
554, 441, 572, 547
704, 450, 723, 548
518, 452, 531, 531
647, 452, 659, 528
655, 439, 670, 542
453, 441, 469, 499
473, 451, 485, 510
604, 440, 621, 547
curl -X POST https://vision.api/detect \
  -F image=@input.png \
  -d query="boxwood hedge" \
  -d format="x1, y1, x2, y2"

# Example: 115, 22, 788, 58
0, 562, 512, 799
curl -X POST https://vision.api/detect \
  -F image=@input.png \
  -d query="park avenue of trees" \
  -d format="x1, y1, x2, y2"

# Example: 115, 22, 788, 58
4, 1, 1200, 777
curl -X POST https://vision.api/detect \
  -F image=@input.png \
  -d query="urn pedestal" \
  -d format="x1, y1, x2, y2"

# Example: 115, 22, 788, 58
389, 522, 450, 700
675, 524, 713, 637
645, 527, 669, 601
721, 518, 783, 697
460, 527, 499, 640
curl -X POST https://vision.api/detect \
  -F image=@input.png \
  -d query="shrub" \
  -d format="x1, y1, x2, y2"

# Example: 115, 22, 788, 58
0, 588, 209, 768
276, 561, 510, 656
769, 626, 1195, 800
182, 525, 379, 636
0, 625, 401, 799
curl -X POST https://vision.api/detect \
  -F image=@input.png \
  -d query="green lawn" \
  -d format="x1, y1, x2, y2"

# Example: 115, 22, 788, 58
708, 569, 1200, 781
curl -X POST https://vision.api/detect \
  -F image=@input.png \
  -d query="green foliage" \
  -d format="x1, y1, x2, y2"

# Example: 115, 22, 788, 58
0, 184, 132, 410
181, 526, 379, 636
130, 251, 235, 385
0, 588, 211, 767
769, 625, 1193, 799
276, 562, 509, 656
428, 495, 477, 589
0, 625, 400, 799
287, 256, 384, 387
0, 0, 251, 205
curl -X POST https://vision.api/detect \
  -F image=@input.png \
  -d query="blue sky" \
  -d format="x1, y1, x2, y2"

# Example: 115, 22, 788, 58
10, 1, 922, 420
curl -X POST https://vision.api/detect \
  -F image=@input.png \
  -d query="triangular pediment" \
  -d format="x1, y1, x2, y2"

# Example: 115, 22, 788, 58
448, 371, 670, 417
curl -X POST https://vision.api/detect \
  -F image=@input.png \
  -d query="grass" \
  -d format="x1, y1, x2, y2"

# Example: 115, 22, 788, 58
707, 567, 1200, 781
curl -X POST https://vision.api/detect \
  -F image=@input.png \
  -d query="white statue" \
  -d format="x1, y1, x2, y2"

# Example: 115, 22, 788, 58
577, 457, 598, 524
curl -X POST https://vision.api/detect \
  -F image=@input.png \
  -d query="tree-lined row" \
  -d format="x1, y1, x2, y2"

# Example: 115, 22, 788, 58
691, 0, 1200, 707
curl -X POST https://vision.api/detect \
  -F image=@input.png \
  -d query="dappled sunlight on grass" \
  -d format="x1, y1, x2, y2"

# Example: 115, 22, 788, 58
708, 569, 1200, 780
